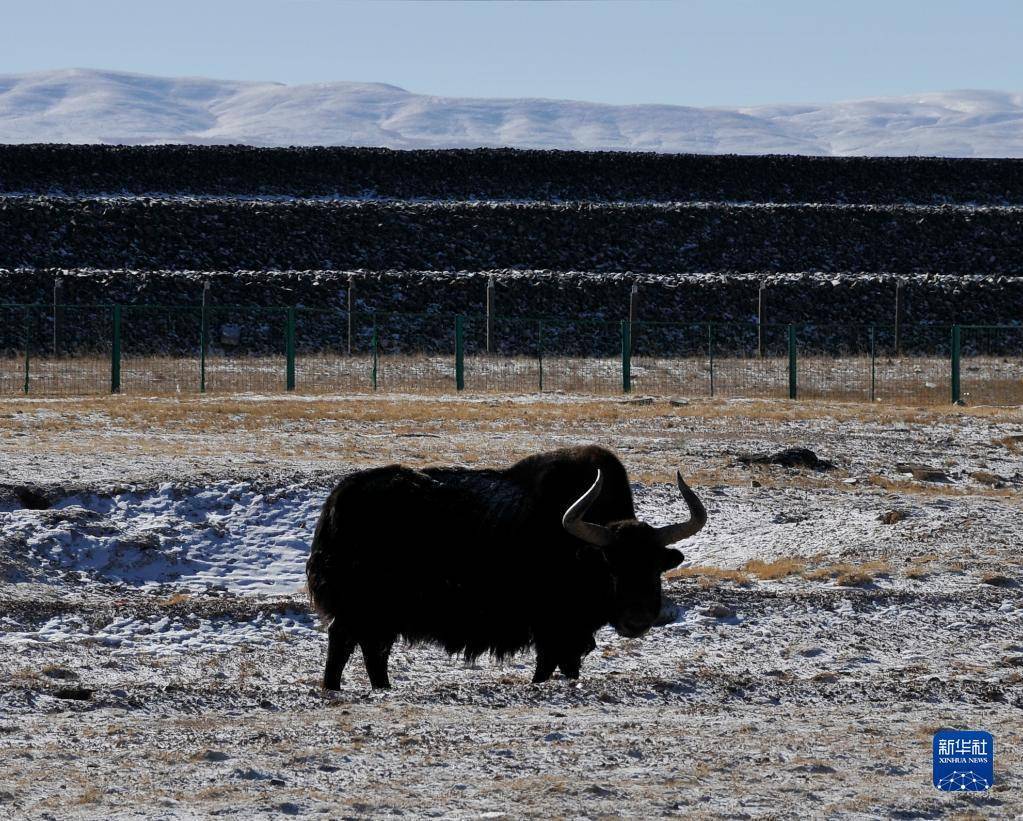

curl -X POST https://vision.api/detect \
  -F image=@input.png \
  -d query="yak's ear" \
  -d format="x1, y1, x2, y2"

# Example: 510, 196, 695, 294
659, 548, 684, 571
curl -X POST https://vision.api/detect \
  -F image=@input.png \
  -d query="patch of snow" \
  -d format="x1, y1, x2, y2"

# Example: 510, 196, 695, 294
0, 481, 323, 592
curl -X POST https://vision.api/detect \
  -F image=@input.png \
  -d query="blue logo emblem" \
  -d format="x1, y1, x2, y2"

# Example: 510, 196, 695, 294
933, 730, 994, 791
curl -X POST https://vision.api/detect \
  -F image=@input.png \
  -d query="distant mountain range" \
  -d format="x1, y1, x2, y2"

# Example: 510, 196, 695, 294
1, 68, 1022, 156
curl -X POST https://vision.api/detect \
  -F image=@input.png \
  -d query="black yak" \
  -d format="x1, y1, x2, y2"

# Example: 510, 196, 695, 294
306, 445, 706, 689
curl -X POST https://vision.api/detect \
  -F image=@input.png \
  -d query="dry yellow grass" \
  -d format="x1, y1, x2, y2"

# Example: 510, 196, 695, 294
806, 561, 891, 587
904, 554, 939, 580
867, 473, 1016, 500
666, 566, 751, 586
2, 393, 1021, 432
742, 557, 807, 580
998, 434, 1023, 453
237, 659, 257, 690
9, 667, 41, 683
71, 786, 104, 805
673, 556, 912, 588
158, 592, 191, 607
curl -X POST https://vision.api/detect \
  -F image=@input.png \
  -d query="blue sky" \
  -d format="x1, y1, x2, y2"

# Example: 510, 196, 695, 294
3, 0, 1021, 107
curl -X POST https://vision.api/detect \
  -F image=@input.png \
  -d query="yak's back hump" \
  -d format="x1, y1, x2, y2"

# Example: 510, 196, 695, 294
503, 445, 636, 526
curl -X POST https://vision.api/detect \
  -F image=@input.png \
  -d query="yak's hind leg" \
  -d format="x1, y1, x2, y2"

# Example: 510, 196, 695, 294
360, 637, 394, 690
323, 620, 357, 690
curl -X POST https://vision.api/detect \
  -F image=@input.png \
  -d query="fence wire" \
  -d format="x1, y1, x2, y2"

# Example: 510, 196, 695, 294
14, 305, 112, 396
871, 324, 952, 405
534, 318, 622, 395
460, 315, 533, 393
961, 325, 1023, 405
294, 307, 370, 393
705, 323, 790, 399
631, 322, 710, 398
0, 305, 1020, 405
121, 306, 202, 394
372, 312, 456, 393
201, 306, 287, 394
0, 306, 26, 396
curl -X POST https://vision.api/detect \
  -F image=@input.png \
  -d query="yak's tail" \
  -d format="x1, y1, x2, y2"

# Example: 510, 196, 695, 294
305, 493, 345, 622
306, 464, 425, 624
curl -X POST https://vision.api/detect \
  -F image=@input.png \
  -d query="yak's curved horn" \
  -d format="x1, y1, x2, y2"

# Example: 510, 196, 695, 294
653, 471, 707, 546
562, 469, 613, 547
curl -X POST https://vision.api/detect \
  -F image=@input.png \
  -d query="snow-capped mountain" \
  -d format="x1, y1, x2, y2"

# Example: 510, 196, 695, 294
1, 68, 1022, 157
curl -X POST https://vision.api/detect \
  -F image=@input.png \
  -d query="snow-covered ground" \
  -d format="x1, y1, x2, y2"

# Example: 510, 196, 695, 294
0, 395, 1020, 817
3, 68, 1023, 156
0, 481, 320, 594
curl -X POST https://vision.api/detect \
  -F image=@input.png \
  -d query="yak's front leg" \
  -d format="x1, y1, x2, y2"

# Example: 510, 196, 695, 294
557, 636, 595, 680
556, 655, 582, 679
532, 645, 558, 683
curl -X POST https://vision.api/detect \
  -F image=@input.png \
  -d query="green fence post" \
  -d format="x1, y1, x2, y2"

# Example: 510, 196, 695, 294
537, 319, 544, 392
869, 325, 876, 403
708, 322, 715, 398
371, 313, 378, 391
787, 324, 797, 400
286, 307, 296, 391
23, 306, 30, 395
455, 315, 465, 391
621, 320, 632, 393
200, 304, 208, 393
111, 305, 122, 394
951, 324, 961, 404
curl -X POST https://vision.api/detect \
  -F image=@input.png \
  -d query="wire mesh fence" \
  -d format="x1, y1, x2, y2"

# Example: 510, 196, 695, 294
201, 306, 288, 394
960, 325, 1023, 405
293, 307, 368, 393
8, 305, 113, 396
535, 318, 622, 396
706, 322, 792, 400
795, 323, 873, 402
0, 306, 27, 396
1, 304, 1020, 405
372, 312, 456, 393
870, 324, 952, 405
462, 315, 541, 393
121, 305, 202, 394
630, 322, 710, 397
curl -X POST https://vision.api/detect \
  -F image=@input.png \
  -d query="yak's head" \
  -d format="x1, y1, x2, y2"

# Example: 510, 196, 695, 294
563, 469, 706, 639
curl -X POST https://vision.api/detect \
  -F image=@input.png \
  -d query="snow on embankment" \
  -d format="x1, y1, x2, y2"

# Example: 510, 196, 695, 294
0, 481, 322, 594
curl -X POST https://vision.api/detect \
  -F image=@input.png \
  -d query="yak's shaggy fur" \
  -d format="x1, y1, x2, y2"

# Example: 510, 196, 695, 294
307, 445, 702, 688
